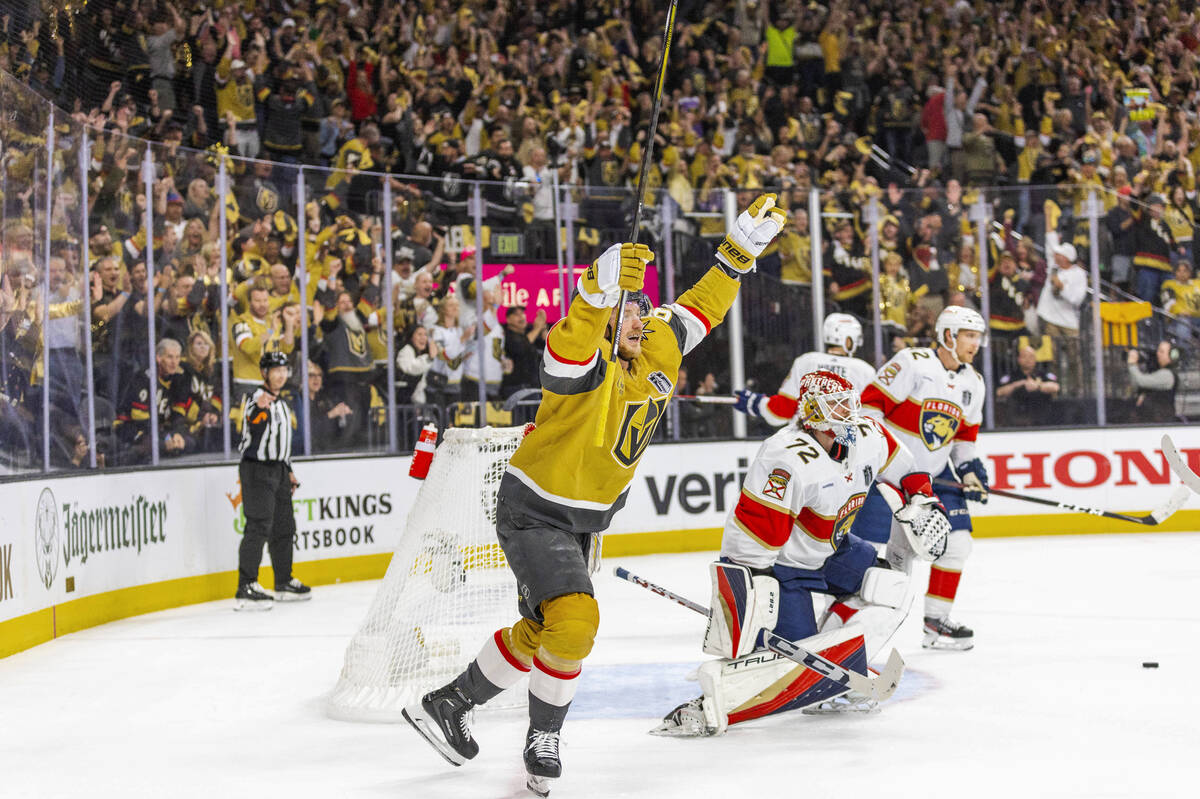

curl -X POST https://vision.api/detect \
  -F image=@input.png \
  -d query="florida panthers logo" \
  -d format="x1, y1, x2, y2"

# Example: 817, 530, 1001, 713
919, 399, 964, 451
831, 493, 865, 550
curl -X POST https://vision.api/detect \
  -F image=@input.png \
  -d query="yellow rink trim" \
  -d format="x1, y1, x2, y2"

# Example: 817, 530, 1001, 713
5, 511, 1199, 659
0, 553, 393, 660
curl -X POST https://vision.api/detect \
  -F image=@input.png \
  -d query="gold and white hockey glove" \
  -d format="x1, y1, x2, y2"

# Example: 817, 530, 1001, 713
577, 242, 654, 308
715, 192, 788, 274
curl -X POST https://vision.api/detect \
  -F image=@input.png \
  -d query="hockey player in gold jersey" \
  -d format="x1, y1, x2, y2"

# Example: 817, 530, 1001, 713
404, 194, 788, 796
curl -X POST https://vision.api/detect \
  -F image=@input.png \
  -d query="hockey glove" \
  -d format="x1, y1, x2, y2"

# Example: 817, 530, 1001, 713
957, 458, 989, 504
877, 473, 950, 561
577, 242, 654, 309
733, 389, 767, 417
715, 193, 788, 275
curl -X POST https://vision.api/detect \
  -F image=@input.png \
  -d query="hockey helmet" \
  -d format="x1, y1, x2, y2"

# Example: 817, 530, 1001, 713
259, 349, 290, 372
822, 312, 863, 356
627, 290, 653, 317
935, 305, 987, 354
794, 370, 862, 439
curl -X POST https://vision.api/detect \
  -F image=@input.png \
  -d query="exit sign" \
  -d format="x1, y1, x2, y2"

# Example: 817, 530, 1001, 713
492, 232, 524, 257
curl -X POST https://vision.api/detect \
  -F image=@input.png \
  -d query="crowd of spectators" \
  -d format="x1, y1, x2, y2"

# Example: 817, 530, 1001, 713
4, 0, 1200, 470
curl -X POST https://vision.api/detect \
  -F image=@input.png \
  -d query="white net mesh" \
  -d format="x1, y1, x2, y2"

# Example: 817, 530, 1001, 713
326, 426, 529, 722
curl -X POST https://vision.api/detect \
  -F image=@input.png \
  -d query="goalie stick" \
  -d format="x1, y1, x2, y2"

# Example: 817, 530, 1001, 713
932, 479, 1190, 526
612, 566, 904, 702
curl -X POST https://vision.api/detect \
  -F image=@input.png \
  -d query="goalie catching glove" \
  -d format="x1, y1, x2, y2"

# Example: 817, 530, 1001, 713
577, 242, 653, 309
876, 473, 950, 561
703, 561, 779, 659
716, 193, 788, 275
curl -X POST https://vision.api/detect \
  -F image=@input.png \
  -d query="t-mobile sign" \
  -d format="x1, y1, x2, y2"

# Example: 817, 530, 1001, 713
481, 263, 661, 325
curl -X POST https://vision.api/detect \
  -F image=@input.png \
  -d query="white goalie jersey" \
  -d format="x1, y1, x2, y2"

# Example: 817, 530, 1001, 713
757, 352, 877, 426
721, 418, 914, 573
859, 347, 985, 477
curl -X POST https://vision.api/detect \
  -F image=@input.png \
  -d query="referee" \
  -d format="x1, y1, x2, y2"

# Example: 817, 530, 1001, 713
234, 350, 311, 610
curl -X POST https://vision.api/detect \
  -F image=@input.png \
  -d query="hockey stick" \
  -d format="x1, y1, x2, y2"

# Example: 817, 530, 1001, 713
932, 479, 1191, 526
672, 394, 739, 404
594, 0, 678, 447
613, 566, 905, 702
1162, 434, 1200, 495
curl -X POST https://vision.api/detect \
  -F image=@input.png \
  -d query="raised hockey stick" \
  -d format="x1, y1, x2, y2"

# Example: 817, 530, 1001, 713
594, 0, 679, 447
1162, 434, 1200, 495
613, 566, 905, 702
932, 479, 1191, 526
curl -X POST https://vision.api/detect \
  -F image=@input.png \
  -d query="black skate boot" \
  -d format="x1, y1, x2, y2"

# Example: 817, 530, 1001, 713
923, 616, 974, 650
402, 683, 479, 766
233, 582, 274, 611
523, 726, 562, 797
274, 578, 312, 601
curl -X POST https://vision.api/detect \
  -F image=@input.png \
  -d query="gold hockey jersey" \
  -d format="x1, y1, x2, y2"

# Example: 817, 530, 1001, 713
501, 265, 740, 532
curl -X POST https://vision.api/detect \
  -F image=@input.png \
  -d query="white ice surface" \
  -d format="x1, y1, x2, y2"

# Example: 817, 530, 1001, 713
3, 534, 1199, 798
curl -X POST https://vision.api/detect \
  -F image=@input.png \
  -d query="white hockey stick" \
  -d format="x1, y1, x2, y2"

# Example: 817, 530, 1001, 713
1162, 434, 1200, 495
613, 567, 905, 702
673, 394, 738, 405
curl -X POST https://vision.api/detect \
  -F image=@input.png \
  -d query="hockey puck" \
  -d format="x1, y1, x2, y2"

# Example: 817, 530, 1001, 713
1142, 662, 1159, 669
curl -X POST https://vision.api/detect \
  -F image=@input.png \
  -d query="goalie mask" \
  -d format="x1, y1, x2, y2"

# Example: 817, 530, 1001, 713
793, 370, 863, 445
822, 313, 863, 356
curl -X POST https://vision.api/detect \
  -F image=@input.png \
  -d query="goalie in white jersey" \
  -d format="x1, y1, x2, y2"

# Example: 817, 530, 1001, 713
733, 313, 877, 426
653, 370, 950, 737
851, 306, 990, 650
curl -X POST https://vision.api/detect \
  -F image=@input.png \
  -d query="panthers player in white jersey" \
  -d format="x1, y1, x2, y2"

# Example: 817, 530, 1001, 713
652, 371, 950, 737
851, 306, 990, 650
733, 313, 877, 426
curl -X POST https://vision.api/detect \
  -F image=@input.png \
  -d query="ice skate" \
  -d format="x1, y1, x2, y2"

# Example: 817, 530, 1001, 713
922, 616, 974, 650
402, 683, 478, 766
524, 727, 561, 797
649, 697, 717, 737
274, 578, 312, 601
233, 582, 274, 611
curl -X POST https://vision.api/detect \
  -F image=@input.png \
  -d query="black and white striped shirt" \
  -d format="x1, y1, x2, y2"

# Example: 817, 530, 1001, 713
239, 388, 293, 464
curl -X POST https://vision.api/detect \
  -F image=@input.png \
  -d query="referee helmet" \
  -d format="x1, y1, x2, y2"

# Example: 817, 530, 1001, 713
259, 350, 289, 371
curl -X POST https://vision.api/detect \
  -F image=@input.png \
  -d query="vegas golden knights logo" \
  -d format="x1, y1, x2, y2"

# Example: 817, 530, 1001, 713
348, 329, 366, 357
256, 185, 280, 214
612, 396, 669, 467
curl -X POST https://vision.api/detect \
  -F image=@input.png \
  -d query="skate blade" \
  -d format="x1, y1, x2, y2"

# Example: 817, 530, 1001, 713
922, 634, 974, 651
233, 600, 273, 612
402, 706, 466, 767
526, 774, 553, 797
274, 592, 312, 602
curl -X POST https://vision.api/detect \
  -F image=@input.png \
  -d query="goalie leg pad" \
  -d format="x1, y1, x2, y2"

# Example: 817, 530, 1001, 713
819, 565, 915, 660
697, 626, 869, 732
703, 562, 780, 659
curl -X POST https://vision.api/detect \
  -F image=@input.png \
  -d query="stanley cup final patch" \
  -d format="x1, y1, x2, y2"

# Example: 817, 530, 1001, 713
647, 370, 674, 395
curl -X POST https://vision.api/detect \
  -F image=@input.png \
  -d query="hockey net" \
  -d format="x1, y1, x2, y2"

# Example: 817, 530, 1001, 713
327, 426, 529, 722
